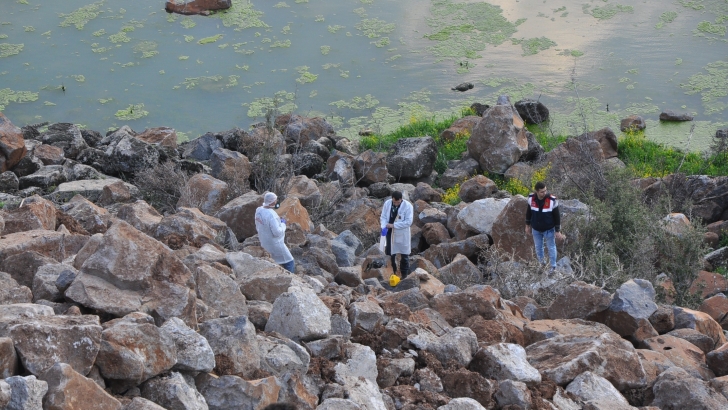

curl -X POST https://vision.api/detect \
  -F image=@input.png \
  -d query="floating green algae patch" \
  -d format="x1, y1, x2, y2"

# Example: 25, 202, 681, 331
198, 34, 223, 45
0, 35, 7, 39
215, 0, 269, 31
656, 11, 678, 29
425, 0, 520, 60
330, 94, 380, 110
0, 43, 24, 58
245, 91, 297, 118
681, 60, 728, 114
315, 15, 325, 22
134, 41, 158, 58
270, 39, 291, 48
355, 18, 395, 38
71, 75, 85, 82
328, 25, 345, 33
24, 26, 35, 32
372, 37, 390, 48
696, 21, 726, 36
184, 35, 194, 43
320, 45, 331, 55
0, 88, 38, 110
295, 66, 318, 84
109, 31, 131, 44
115, 103, 148, 120
59, 1, 103, 30
517, 37, 557, 56
274, 2, 290, 8
92, 29, 105, 37
679, 0, 705, 11
583, 3, 634, 20
181, 17, 196, 29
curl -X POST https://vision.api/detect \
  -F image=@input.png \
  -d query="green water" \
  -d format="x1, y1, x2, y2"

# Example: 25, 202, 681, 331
1, 0, 727, 151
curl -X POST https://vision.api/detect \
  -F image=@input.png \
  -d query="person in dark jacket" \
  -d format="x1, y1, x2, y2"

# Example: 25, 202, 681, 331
525, 182, 565, 272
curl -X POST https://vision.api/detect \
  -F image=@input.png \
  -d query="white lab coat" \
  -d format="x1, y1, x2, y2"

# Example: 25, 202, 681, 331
380, 199, 413, 255
254, 206, 293, 264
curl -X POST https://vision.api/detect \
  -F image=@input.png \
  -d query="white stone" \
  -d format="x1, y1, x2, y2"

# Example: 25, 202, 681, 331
565, 371, 629, 405
265, 286, 331, 342
457, 198, 510, 234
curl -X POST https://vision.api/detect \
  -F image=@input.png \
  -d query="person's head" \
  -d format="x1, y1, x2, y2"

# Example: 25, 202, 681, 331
392, 191, 403, 206
534, 181, 547, 199
263, 192, 279, 208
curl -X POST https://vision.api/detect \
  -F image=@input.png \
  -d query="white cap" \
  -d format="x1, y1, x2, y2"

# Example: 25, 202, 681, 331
263, 192, 278, 207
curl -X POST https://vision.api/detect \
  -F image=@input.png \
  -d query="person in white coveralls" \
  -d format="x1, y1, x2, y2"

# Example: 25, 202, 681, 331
380, 191, 413, 278
255, 192, 295, 272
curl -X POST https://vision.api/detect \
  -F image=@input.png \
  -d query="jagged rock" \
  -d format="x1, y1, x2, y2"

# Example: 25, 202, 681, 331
265, 285, 331, 342
660, 110, 694, 121
673, 306, 727, 349
51, 178, 138, 204
198, 316, 260, 378
651, 367, 728, 409
377, 357, 415, 388
642, 335, 713, 380
195, 373, 280, 410
5, 314, 101, 377
41, 362, 122, 410
0, 380, 9, 408
40, 123, 88, 160
457, 197, 509, 235
0, 337, 18, 378
690, 270, 728, 299
0, 113, 27, 172
155, 207, 226, 249
237, 266, 307, 303
515, 99, 550, 124
526, 331, 646, 390
136, 127, 178, 149
209, 147, 251, 182
649, 305, 675, 334
0, 272, 31, 305
494, 380, 532, 409
176, 173, 229, 216
257, 333, 310, 377
440, 116, 480, 142
286, 175, 322, 208
591, 279, 658, 344
438, 397, 486, 410
438, 254, 481, 285
353, 149, 388, 186
194, 264, 248, 318
458, 175, 497, 203
2, 195, 56, 235
469, 343, 541, 384
59, 194, 110, 234
338, 375, 387, 410
668, 328, 715, 354
33, 144, 64, 165
117, 200, 163, 237
387, 136, 438, 181
565, 371, 629, 406
318, 398, 363, 409
215, 191, 263, 240
409, 327, 478, 367
620, 115, 646, 132
429, 289, 501, 327
523, 319, 614, 346
140, 372, 208, 410
101, 127, 159, 175
32, 263, 76, 303
707, 342, 728, 377
160, 317, 215, 373
123, 397, 168, 410
333, 342, 378, 384
421, 222, 450, 246
331, 230, 363, 267
467, 99, 528, 173
548, 281, 611, 320
66, 220, 196, 326
0, 171, 19, 192
348, 298, 384, 333
3, 375, 47, 410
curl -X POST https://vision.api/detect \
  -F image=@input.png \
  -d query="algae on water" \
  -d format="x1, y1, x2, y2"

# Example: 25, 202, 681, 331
115, 103, 148, 120
656, 11, 678, 29
295, 66, 318, 84
59, 1, 104, 30
583, 3, 634, 20
0, 88, 39, 110
517, 37, 557, 56
198, 34, 223, 45
0, 43, 24, 58
245, 91, 297, 118
681, 60, 728, 115
215, 0, 269, 31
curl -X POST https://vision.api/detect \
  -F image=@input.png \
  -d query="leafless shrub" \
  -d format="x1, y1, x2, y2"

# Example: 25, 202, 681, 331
133, 161, 190, 214
217, 165, 252, 202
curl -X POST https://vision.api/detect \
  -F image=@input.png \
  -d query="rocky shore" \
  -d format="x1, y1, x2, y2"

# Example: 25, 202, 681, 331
0, 96, 728, 410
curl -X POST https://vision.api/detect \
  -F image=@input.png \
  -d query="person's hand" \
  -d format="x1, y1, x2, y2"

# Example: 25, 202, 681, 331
525, 225, 531, 234
386, 223, 394, 229
556, 232, 566, 240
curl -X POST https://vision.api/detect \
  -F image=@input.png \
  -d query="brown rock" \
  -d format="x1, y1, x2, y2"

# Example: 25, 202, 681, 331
155, 207, 227, 249
707, 220, 728, 237
465, 315, 525, 346
0, 337, 18, 378
649, 305, 675, 334
135, 127, 177, 149
699, 294, 728, 330
429, 291, 501, 327
620, 115, 646, 132
547, 281, 611, 320
708, 343, 728, 377
421, 234, 490, 269
467, 103, 528, 173
2, 195, 57, 235
33, 144, 65, 165
0, 250, 56, 289
60, 194, 110, 235
441, 368, 497, 408
642, 335, 714, 380
458, 175, 497, 203
41, 362, 122, 410
526, 331, 646, 390
0, 230, 88, 266
165, 0, 231, 15
0, 272, 32, 305
523, 319, 615, 346
437, 254, 482, 286
415, 270, 446, 299
177, 173, 229, 216
285, 175, 321, 208
668, 328, 717, 354
690, 270, 728, 298
0, 112, 27, 172
440, 116, 480, 142
117, 200, 163, 237
210, 147, 251, 185
411, 182, 442, 203
215, 191, 264, 241
409, 308, 452, 337
491, 196, 534, 262
353, 149, 388, 186
97, 180, 137, 206
276, 196, 312, 232
673, 306, 727, 349
637, 349, 675, 387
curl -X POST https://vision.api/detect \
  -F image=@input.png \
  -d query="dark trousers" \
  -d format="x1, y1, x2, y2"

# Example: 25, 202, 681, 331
391, 254, 410, 277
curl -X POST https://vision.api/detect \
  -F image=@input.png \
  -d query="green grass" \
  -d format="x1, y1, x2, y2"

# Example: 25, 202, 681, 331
617, 131, 728, 178
720, 233, 728, 249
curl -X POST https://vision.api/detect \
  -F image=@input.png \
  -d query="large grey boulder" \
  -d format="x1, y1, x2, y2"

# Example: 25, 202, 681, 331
6, 315, 102, 377
338, 375, 388, 410
0, 337, 18, 378
59, 194, 111, 234
591, 279, 658, 343
0, 380, 9, 408
565, 371, 629, 406
0, 272, 32, 305
265, 286, 331, 342
236, 267, 308, 303
95, 313, 177, 384
214, 191, 264, 241
161, 317, 215, 373
101, 126, 160, 175
348, 298, 385, 333
437, 397, 487, 410
3, 375, 47, 410
651, 367, 728, 409
40, 123, 88, 159
548, 281, 611, 320
117, 200, 163, 236
51, 178, 138, 204
41, 362, 123, 410
457, 197, 510, 234
331, 230, 363, 267
195, 373, 280, 410
257, 333, 310, 377
140, 372, 208, 410
469, 343, 541, 384
408, 327, 478, 367
194, 265, 248, 318
122, 397, 168, 410
318, 398, 364, 410
18, 165, 67, 190
494, 380, 532, 409
334, 342, 378, 384
467, 97, 528, 173
386, 136, 438, 181
198, 316, 260, 378
183, 133, 223, 161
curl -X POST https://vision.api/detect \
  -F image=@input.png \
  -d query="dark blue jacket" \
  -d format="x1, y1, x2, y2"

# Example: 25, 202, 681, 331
525, 193, 561, 232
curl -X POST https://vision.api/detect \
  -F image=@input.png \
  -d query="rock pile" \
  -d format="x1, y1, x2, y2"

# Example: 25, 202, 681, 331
1, 109, 728, 409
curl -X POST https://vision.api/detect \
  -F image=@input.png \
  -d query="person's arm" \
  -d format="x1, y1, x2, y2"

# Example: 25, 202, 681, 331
393, 201, 413, 229
525, 198, 532, 233
267, 210, 286, 239
553, 199, 561, 232
380, 200, 389, 229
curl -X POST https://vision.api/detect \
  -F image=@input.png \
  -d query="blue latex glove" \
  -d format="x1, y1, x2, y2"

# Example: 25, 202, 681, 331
280, 218, 286, 224
381, 228, 388, 236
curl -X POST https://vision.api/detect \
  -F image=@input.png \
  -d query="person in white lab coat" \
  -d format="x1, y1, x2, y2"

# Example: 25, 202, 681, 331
255, 192, 294, 272
380, 191, 413, 278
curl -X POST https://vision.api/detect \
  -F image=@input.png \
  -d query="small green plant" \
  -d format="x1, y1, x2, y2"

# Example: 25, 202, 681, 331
434, 131, 469, 174
719, 233, 728, 248
442, 183, 462, 205
716, 266, 728, 279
